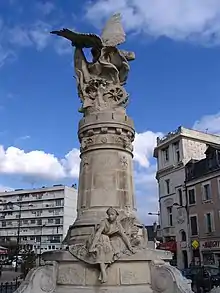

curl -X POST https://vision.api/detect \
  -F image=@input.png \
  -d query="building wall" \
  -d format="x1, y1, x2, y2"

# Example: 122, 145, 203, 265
154, 127, 220, 269
0, 185, 77, 254
187, 172, 220, 266
62, 186, 78, 240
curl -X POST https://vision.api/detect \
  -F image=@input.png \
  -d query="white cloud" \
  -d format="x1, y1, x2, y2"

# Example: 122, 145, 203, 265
29, 21, 52, 51
0, 146, 66, 180
0, 45, 16, 68
86, 0, 220, 45
54, 38, 72, 55
193, 112, 220, 134
133, 130, 162, 168
0, 185, 13, 192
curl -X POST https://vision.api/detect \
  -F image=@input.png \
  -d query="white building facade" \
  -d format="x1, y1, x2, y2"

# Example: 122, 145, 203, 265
0, 185, 77, 255
154, 126, 220, 269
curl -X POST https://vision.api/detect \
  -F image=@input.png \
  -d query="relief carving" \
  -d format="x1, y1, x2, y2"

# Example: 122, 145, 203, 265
100, 136, 108, 144
176, 209, 185, 224
81, 137, 94, 150
120, 156, 128, 169
69, 207, 146, 283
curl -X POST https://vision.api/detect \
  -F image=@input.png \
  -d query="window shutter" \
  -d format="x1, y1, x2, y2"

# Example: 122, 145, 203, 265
204, 214, 208, 234
211, 213, 215, 232
202, 185, 205, 201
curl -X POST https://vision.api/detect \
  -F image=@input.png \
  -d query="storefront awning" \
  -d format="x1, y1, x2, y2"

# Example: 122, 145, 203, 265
157, 241, 177, 252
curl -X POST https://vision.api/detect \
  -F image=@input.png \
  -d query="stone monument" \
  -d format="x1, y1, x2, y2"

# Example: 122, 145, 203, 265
15, 14, 193, 293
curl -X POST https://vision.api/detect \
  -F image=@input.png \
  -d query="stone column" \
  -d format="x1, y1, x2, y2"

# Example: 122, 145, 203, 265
69, 109, 136, 244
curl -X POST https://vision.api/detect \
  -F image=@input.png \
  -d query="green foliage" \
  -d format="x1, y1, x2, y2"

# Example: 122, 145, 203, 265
21, 250, 37, 278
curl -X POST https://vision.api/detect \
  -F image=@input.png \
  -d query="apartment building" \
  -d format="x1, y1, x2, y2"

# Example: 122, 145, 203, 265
153, 126, 220, 269
185, 143, 220, 266
0, 185, 77, 255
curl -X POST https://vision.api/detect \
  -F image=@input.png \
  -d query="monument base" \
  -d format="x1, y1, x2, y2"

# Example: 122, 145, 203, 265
15, 249, 192, 293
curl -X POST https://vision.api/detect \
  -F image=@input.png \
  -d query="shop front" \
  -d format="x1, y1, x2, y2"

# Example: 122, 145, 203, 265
157, 241, 177, 266
200, 239, 220, 266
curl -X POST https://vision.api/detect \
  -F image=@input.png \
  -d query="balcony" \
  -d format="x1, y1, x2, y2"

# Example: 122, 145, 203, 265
163, 226, 175, 237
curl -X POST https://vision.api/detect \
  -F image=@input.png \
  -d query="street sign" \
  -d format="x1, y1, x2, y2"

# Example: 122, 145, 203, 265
192, 240, 199, 250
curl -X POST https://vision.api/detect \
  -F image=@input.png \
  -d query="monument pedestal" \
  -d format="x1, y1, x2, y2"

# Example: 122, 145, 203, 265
15, 249, 192, 293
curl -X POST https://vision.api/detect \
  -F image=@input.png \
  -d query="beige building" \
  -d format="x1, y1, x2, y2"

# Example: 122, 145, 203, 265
185, 143, 220, 266
153, 126, 220, 269
0, 185, 77, 255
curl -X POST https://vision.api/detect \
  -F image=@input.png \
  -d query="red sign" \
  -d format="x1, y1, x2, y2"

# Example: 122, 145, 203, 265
202, 241, 220, 249
0, 249, 8, 255
158, 241, 177, 252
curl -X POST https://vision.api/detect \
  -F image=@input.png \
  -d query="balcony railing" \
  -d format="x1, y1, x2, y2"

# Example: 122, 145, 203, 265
163, 226, 175, 236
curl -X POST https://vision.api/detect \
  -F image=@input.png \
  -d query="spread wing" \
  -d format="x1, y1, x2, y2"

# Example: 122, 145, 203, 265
50, 29, 103, 49
101, 13, 126, 47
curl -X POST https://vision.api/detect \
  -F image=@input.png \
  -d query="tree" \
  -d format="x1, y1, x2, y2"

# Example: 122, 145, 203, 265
21, 250, 37, 278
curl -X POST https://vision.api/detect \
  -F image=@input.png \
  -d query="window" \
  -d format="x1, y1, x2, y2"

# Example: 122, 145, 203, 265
55, 209, 60, 215
188, 189, 196, 205
55, 200, 62, 206
2, 221, 6, 227
53, 236, 60, 242
178, 189, 183, 206
52, 245, 55, 249
48, 219, 53, 223
203, 183, 211, 201
31, 220, 35, 224
36, 236, 41, 242
55, 218, 60, 224
37, 219, 42, 226
165, 179, 170, 194
173, 141, 180, 162
23, 236, 27, 241
162, 147, 169, 162
30, 236, 35, 240
181, 231, 186, 241
23, 219, 28, 224
205, 213, 214, 233
190, 216, 198, 236
167, 206, 173, 226
36, 210, 42, 216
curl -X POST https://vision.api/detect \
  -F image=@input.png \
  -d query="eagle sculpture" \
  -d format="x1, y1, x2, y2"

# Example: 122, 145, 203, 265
50, 13, 134, 61
51, 13, 125, 49
51, 14, 135, 113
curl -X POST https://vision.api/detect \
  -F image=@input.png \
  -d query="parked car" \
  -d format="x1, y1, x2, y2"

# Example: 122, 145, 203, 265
182, 265, 220, 292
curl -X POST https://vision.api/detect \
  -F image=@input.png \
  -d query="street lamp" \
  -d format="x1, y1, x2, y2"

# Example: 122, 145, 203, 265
148, 212, 160, 216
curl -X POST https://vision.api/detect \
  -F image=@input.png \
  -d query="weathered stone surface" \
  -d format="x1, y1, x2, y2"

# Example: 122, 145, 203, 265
15, 12, 193, 293
120, 262, 150, 285
58, 263, 86, 285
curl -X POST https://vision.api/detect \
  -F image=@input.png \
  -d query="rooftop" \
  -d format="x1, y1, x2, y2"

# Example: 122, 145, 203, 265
154, 126, 220, 157
185, 144, 220, 182
0, 184, 77, 197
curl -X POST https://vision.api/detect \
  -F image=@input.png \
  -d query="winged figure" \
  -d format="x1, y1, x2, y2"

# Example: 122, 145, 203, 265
51, 13, 128, 50
51, 14, 135, 113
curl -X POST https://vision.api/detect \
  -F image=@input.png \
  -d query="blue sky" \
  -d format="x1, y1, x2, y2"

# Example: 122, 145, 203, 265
0, 0, 220, 223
